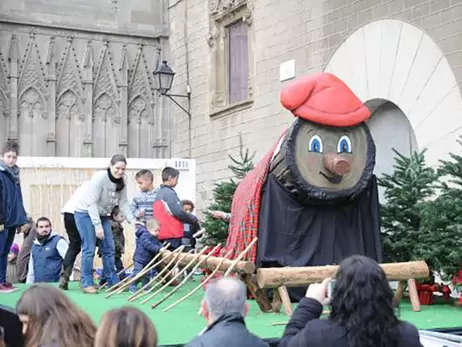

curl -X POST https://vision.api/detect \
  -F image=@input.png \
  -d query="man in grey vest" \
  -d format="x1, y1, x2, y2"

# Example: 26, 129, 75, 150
26, 217, 68, 284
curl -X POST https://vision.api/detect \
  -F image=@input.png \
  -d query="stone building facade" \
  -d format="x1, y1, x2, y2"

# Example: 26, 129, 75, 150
168, 0, 462, 209
0, 0, 171, 158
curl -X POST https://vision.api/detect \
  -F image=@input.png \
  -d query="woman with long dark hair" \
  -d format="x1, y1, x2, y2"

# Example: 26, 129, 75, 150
17, 284, 96, 346
279, 255, 422, 347
73, 154, 134, 294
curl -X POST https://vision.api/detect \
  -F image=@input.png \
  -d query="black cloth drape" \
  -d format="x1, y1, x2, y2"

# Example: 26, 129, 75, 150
257, 173, 382, 301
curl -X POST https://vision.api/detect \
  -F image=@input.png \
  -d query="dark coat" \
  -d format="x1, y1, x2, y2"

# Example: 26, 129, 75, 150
185, 313, 268, 347
0, 162, 27, 229
98, 220, 125, 259
133, 226, 163, 266
279, 298, 423, 347
16, 222, 36, 283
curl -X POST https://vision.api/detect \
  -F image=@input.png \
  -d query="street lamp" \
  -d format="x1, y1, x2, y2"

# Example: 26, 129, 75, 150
153, 60, 175, 95
153, 60, 192, 157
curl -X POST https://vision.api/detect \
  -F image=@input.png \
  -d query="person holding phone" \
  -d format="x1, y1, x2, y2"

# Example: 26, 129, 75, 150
73, 154, 134, 294
279, 255, 422, 347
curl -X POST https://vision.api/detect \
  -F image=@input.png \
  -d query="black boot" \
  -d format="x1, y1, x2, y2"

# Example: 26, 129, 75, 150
59, 276, 69, 290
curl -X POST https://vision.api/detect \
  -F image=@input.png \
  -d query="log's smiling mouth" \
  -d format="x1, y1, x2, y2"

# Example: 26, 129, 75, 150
319, 171, 343, 184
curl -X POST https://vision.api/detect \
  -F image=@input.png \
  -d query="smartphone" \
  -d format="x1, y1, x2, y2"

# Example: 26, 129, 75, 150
327, 279, 336, 299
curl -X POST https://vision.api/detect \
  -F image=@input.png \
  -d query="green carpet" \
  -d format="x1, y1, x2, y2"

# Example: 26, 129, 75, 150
1, 280, 461, 345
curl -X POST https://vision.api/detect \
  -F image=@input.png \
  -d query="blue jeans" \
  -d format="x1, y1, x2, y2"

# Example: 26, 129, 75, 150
129, 261, 150, 291
0, 227, 16, 284
74, 212, 119, 288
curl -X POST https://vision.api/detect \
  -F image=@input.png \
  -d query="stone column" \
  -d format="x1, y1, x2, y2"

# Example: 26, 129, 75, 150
8, 35, 19, 141
118, 45, 128, 155
45, 37, 57, 156
82, 41, 94, 157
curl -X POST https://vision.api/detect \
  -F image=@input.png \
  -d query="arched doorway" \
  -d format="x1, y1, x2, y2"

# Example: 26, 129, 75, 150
366, 100, 417, 202
324, 19, 462, 168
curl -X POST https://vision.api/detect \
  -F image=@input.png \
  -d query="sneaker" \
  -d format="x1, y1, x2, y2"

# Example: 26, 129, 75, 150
129, 286, 138, 293
82, 286, 98, 294
0, 283, 18, 293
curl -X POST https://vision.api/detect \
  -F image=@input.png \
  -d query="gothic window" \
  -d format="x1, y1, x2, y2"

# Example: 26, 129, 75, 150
227, 20, 249, 104
208, 0, 254, 117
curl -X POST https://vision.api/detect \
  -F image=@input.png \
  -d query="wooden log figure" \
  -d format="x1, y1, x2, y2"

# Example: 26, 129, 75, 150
219, 72, 383, 302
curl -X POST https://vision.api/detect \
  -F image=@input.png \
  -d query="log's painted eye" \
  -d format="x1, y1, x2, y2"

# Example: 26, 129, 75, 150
337, 135, 352, 153
308, 135, 323, 153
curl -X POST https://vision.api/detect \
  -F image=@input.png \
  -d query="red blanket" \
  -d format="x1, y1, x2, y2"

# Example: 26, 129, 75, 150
221, 131, 287, 263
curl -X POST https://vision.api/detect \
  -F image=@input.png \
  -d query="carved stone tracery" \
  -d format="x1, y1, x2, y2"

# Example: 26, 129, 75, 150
0, 26, 167, 157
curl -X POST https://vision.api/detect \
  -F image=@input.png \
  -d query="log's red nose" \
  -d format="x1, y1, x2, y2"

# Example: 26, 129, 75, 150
323, 152, 351, 176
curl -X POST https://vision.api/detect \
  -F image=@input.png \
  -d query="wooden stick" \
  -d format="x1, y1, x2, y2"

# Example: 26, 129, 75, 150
99, 262, 134, 291
159, 248, 254, 274
106, 244, 178, 298
193, 229, 205, 238
125, 247, 186, 301
135, 249, 193, 303
163, 250, 233, 312
198, 237, 258, 315
106, 242, 170, 293
138, 246, 209, 304
224, 238, 258, 276
151, 244, 222, 309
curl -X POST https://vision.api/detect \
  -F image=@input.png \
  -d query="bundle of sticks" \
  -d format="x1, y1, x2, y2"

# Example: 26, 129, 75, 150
103, 237, 258, 312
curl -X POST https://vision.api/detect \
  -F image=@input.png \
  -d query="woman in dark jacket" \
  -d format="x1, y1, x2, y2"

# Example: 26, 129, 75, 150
279, 255, 422, 347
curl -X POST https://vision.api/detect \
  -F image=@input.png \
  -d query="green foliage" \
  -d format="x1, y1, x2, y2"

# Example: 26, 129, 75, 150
380, 139, 462, 280
201, 142, 255, 246
378, 149, 437, 263
415, 139, 462, 279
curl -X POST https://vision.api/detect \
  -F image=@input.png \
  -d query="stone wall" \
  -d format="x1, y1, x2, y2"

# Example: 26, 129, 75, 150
0, 0, 171, 158
168, 0, 462, 214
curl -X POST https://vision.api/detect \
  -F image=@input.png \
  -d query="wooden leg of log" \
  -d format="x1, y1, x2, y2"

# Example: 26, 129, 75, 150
106, 243, 170, 293
272, 288, 282, 313
106, 245, 180, 298
407, 278, 421, 312
130, 249, 188, 302
242, 274, 272, 313
278, 286, 293, 316
163, 250, 233, 312
150, 244, 222, 309
197, 238, 258, 315
394, 280, 406, 303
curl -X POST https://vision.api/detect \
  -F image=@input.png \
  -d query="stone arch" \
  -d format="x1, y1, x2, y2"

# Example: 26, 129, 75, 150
324, 19, 462, 169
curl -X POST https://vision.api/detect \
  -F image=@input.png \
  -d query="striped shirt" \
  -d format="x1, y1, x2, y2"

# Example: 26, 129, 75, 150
130, 188, 159, 225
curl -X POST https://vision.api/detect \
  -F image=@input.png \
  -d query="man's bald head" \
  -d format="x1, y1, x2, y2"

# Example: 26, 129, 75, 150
203, 277, 247, 321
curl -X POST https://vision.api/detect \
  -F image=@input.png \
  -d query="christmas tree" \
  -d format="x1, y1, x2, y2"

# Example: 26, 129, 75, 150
378, 149, 437, 263
201, 140, 255, 246
416, 138, 462, 279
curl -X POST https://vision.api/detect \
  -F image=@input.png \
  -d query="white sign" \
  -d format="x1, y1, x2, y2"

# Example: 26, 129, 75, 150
279, 59, 296, 81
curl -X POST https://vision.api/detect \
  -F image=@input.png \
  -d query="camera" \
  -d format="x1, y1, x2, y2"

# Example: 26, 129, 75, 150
327, 279, 336, 299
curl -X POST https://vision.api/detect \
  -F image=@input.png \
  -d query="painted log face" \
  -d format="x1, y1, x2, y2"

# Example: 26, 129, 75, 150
270, 72, 376, 203
270, 118, 375, 202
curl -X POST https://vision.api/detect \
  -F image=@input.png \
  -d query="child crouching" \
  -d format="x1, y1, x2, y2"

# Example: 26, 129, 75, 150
129, 219, 162, 293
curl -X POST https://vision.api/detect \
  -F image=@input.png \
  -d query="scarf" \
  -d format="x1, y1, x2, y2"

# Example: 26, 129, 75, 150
107, 167, 125, 192
0, 160, 21, 184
